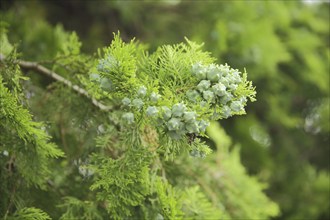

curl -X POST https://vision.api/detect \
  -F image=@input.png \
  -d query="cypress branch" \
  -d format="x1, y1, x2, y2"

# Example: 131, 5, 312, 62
0, 54, 111, 111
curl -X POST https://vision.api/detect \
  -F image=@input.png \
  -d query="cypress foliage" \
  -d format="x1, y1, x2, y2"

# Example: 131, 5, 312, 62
0, 21, 280, 219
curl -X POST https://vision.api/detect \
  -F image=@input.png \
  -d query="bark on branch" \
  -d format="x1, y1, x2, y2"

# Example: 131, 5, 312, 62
0, 54, 112, 111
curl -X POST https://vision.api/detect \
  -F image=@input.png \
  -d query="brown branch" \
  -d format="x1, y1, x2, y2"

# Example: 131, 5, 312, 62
4, 177, 20, 220
0, 54, 112, 111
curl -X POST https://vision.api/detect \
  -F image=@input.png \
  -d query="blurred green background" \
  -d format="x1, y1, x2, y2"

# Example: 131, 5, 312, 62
1, 0, 329, 219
